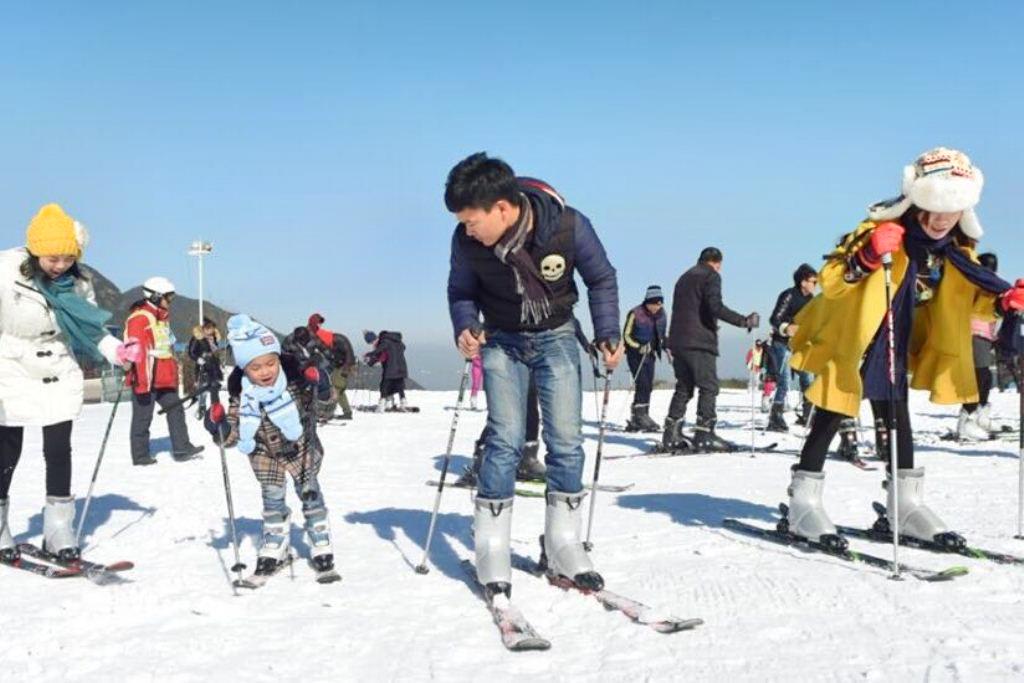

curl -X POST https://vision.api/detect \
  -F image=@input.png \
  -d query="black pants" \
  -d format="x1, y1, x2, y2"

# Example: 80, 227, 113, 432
798, 400, 913, 473
627, 349, 655, 407
963, 366, 993, 413
0, 421, 74, 498
380, 378, 406, 400
667, 350, 719, 427
130, 389, 193, 461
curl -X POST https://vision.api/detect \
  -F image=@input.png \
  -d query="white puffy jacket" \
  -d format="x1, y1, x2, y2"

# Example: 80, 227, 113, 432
0, 248, 121, 426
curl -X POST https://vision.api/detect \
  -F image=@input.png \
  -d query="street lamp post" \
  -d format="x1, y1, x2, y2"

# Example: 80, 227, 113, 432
188, 240, 213, 325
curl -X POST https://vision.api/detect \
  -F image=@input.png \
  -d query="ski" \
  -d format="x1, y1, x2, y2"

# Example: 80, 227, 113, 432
606, 442, 779, 460
830, 453, 878, 471
315, 568, 342, 584
460, 559, 551, 652
17, 543, 132, 585
0, 553, 81, 578
425, 480, 633, 497
233, 556, 293, 590
722, 518, 968, 582
510, 555, 703, 633
834, 502, 1024, 566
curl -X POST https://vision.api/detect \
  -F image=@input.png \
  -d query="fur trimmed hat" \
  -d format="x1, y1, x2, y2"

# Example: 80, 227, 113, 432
868, 147, 984, 239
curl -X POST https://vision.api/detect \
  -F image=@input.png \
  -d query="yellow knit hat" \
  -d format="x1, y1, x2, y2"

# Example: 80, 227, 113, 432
26, 203, 83, 258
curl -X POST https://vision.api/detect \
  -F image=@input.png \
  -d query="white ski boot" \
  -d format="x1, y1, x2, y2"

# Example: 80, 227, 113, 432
782, 470, 847, 551
976, 404, 994, 433
541, 491, 603, 590
256, 510, 291, 575
957, 408, 989, 442
0, 498, 17, 562
304, 508, 340, 583
881, 467, 965, 550
474, 496, 513, 604
42, 495, 80, 561
375, 398, 387, 413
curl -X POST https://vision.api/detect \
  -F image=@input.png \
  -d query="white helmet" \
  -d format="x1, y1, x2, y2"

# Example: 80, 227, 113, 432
142, 276, 176, 304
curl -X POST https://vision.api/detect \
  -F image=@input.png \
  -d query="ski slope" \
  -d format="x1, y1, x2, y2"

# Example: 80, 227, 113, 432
5, 387, 1024, 682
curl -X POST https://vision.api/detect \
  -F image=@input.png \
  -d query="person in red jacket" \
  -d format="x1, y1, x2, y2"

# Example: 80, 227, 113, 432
125, 277, 203, 466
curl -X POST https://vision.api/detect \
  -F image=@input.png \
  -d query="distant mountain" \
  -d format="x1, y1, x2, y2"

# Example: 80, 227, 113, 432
80, 265, 423, 390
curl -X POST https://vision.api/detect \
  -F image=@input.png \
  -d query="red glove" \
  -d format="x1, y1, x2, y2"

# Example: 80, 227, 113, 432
303, 366, 320, 383
204, 402, 227, 440
208, 402, 225, 423
1001, 279, 1024, 312
856, 222, 904, 271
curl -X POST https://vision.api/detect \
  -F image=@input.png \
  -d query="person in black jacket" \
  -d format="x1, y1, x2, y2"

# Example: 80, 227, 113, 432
622, 285, 668, 432
187, 318, 225, 417
663, 247, 759, 452
364, 330, 410, 411
766, 264, 818, 432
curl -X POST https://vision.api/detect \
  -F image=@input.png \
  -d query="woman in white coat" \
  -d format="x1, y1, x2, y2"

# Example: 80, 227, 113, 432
0, 204, 140, 564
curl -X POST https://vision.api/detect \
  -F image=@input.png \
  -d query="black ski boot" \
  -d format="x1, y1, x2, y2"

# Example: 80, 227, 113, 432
836, 420, 859, 462
794, 399, 812, 427
173, 444, 205, 462
636, 404, 661, 432
658, 416, 692, 453
516, 441, 546, 482
767, 403, 789, 433
455, 437, 485, 487
691, 421, 738, 453
254, 556, 282, 576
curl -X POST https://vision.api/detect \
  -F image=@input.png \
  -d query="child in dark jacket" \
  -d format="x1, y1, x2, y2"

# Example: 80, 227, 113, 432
364, 330, 410, 412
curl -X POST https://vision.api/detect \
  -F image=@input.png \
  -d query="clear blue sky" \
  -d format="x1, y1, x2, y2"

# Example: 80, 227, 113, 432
2, 2, 1021, 387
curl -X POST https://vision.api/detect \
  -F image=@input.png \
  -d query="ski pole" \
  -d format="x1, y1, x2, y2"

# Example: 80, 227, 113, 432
214, 418, 247, 585
749, 343, 758, 458
75, 385, 124, 549
1016, 351, 1024, 539
584, 358, 614, 552
881, 253, 902, 580
416, 358, 473, 575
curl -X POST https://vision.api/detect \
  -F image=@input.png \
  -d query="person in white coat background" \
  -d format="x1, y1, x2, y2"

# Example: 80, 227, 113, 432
0, 204, 140, 563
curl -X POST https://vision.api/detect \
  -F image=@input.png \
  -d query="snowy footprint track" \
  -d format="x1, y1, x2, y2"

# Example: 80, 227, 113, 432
510, 555, 704, 634
460, 560, 551, 652
722, 518, 969, 582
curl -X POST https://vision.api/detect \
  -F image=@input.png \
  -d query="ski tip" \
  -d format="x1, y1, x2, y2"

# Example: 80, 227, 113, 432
652, 617, 704, 633
935, 566, 970, 580
508, 637, 552, 651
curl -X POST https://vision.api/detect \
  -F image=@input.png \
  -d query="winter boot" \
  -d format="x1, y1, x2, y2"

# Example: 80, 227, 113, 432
636, 404, 661, 432
0, 498, 17, 562
474, 497, 513, 601
957, 408, 989, 442
470, 395, 478, 411
760, 393, 772, 413
624, 404, 644, 432
400, 397, 409, 411
541, 491, 603, 591
767, 403, 789, 433
132, 453, 158, 466
880, 467, 965, 550
691, 420, 738, 452
256, 510, 291, 575
516, 441, 546, 482
782, 470, 847, 551
173, 443, 205, 462
976, 404, 994, 433
42, 495, 80, 562
836, 419, 859, 462
375, 398, 387, 414
660, 416, 691, 452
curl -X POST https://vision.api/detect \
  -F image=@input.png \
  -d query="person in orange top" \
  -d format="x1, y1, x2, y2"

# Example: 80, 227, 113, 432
124, 277, 203, 466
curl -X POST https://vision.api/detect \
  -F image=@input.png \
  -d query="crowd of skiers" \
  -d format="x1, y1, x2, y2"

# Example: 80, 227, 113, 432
3, 146, 1024, 604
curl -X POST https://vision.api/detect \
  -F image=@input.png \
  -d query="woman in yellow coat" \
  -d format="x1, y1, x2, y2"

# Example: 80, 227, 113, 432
783, 148, 1024, 552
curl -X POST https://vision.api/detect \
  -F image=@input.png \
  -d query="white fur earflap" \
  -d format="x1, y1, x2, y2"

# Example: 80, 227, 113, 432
958, 208, 983, 240
904, 163, 983, 214
73, 221, 90, 251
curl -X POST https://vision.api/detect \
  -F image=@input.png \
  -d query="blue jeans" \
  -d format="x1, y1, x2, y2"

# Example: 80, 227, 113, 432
478, 321, 584, 500
770, 340, 812, 405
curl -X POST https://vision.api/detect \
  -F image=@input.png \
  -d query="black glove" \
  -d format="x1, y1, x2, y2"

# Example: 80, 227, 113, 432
744, 312, 760, 331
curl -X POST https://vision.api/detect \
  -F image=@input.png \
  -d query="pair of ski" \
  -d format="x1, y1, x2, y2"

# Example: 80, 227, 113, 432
424, 479, 634, 499
606, 441, 780, 461
0, 543, 134, 585
463, 552, 703, 651
232, 555, 341, 589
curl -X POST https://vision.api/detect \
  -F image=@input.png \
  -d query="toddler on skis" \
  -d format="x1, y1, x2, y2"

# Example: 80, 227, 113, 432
205, 314, 339, 581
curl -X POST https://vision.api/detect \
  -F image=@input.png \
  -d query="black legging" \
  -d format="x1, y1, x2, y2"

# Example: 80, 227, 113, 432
963, 366, 993, 413
0, 421, 74, 499
798, 400, 913, 473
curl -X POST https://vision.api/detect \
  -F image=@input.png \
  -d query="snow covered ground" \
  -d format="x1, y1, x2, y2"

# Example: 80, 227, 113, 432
5, 386, 1024, 682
